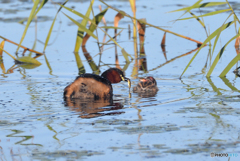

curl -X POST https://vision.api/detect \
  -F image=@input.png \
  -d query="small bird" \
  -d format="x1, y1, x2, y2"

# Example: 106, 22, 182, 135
133, 76, 158, 94
64, 68, 131, 100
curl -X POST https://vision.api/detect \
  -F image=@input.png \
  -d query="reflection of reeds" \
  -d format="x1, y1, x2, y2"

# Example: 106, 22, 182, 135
3, 0, 228, 78
98, 28, 133, 63
172, 1, 240, 77
80, 8, 110, 74
221, 76, 240, 92
0, 40, 5, 57
161, 32, 167, 60
0, 57, 6, 74
100, 0, 204, 45
98, 4, 107, 67
235, 35, 240, 54
0, 39, 43, 75
74, 0, 94, 53
7, 129, 42, 146
114, 13, 124, 36
137, 19, 147, 72
0, 64, 17, 74
128, 0, 138, 78
129, 0, 138, 58
128, 24, 131, 40
114, 12, 124, 69
99, 5, 107, 26
206, 76, 240, 96
82, 46, 100, 74
137, 19, 145, 53
149, 47, 201, 72
73, 5, 109, 75
0, 38, 43, 75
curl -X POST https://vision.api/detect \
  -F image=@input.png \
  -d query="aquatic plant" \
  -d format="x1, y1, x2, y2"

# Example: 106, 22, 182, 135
171, 0, 240, 77
2, 0, 226, 77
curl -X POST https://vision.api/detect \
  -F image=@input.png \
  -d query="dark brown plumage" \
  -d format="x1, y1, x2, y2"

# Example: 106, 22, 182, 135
133, 76, 158, 96
64, 68, 130, 100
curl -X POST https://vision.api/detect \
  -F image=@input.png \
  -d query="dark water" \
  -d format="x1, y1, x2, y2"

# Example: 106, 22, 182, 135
1, 0, 240, 160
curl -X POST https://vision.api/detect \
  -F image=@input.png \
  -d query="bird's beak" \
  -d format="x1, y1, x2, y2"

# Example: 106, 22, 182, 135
125, 78, 131, 90
120, 75, 131, 90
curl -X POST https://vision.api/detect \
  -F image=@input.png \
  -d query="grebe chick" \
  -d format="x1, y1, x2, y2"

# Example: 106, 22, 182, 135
133, 76, 158, 93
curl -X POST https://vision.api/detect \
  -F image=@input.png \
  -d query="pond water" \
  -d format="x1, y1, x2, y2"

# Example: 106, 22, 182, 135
1, 0, 240, 160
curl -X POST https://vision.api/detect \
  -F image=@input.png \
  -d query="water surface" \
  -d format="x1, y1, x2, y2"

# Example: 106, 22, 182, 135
1, 0, 240, 160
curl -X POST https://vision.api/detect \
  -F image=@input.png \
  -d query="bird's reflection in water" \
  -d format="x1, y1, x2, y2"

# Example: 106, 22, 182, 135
134, 91, 158, 98
64, 98, 124, 119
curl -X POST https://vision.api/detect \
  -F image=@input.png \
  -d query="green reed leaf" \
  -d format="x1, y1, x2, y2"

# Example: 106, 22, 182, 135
34, 0, 48, 17
99, 28, 122, 48
211, 13, 233, 58
43, 0, 68, 52
15, 56, 42, 65
29, 39, 37, 57
170, 2, 227, 13
89, 8, 108, 32
219, 50, 240, 77
99, 27, 133, 61
129, 0, 136, 13
17, 63, 41, 69
99, 0, 203, 45
178, 9, 231, 21
0, 47, 16, 60
98, 29, 124, 46
180, 21, 235, 78
178, 0, 203, 20
100, 26, 125, 29
59, 4, 94, 24
74, 52, 85, 75
121, 48, 130, 63
189, 12, 205, 28
18, 0, 48, 25
207, 30, 239, 77
226, 0, 240, 24
63, 12, 97, 39
209, 113, 220, 119
0, 41, 5, 57
16, 0, 40, 52
74, 0, 94, 53
43, 54, 53, 75
81, 9, 108, 74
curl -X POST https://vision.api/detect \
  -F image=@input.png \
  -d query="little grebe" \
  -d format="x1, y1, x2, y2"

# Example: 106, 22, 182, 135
64, 68, 131, 100
133, 76, 158, 94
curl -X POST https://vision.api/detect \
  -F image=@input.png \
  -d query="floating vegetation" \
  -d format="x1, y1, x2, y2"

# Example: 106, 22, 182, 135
108, 143, 166, 158
164, 141, 240, 155
93, 118, 139, 125
116, 124, 180, 134
0, 120, 22, 126
32, 150, 104, 160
